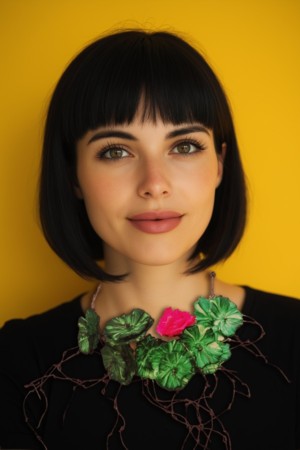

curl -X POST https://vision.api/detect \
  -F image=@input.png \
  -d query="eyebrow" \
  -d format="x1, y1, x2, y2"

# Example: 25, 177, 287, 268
87, 125, 210, 144
166, 126, 210, 138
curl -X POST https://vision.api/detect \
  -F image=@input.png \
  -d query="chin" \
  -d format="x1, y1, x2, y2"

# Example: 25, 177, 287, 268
129, 247, 195, 268
103, 238, 200, 270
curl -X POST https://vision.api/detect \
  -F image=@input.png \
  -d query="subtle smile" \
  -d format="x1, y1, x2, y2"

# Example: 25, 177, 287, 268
128, 211, 183, 234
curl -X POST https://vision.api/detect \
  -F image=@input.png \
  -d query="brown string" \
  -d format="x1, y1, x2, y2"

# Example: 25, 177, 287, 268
22, 315, 289, 449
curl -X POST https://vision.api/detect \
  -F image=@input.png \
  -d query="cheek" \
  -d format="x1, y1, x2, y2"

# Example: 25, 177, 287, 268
77, 165, 117, 206
80, 181, 112, 220
186, 164, 219, 228
77, 171, 129, 237
187, 162, 219, 200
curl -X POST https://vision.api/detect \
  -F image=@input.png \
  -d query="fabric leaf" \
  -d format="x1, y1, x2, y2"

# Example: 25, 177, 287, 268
194, 296, 243, 337
136, 335, 162, 380
181, 325, 230, 373
104, 309, 154, 345
78, 308, 100, 354
149, 340, 195, 390
101, 343, 136, 385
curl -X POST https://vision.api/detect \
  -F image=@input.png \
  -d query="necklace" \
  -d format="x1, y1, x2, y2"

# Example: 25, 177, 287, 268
24, 273, 287, 450
78, 272, 243, 390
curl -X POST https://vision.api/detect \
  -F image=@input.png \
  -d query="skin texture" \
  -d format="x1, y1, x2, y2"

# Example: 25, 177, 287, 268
76, 118, 223, 269
76, 115, 244, 331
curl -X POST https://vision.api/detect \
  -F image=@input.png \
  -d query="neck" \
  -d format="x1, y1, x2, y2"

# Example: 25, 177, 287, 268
94, 260, 212, 327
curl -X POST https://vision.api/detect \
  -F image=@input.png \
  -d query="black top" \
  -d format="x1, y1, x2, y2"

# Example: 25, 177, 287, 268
0, 287, 299, 450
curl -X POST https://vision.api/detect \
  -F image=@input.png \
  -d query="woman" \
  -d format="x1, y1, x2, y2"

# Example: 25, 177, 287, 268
0, 30, 299, 450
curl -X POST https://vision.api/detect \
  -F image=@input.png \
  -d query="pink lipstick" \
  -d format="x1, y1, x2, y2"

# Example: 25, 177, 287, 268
128, 211, 183, 234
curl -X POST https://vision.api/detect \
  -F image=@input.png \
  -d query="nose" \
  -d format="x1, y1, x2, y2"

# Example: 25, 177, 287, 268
137, 159, 171, 199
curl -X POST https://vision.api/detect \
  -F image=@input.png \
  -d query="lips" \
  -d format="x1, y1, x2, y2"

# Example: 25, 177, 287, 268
128, 211, 183, 234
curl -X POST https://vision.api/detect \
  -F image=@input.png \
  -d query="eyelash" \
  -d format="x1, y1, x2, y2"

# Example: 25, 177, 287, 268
171, 138, 206, 155
96, 143, 130, 161
96, 138, 206, 161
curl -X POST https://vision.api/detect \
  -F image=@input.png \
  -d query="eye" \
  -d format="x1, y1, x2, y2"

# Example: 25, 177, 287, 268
97, 145, 130, 160
171, 140, 205, 155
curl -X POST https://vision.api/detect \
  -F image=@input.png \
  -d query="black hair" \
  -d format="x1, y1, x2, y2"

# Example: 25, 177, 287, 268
39, 29, 247, 281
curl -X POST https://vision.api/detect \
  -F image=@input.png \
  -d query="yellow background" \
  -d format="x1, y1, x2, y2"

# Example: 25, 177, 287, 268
1, 0, 299, 326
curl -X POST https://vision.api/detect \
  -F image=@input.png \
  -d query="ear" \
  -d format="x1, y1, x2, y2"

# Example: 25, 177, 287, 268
74, 185, 84, 199
71, 168, 84, 199
73, 176, 83, 199
216, 142, 226, 187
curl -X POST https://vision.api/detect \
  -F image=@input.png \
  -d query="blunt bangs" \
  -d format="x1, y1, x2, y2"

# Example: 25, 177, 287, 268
56, 31, 229, 151
40, 30, 247, 281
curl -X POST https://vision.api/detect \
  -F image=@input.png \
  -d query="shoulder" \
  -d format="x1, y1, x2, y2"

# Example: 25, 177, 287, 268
242, 286, 300, 324
1, 295, 83, 341
242, 286, 300, 372
0, 295, 83, 383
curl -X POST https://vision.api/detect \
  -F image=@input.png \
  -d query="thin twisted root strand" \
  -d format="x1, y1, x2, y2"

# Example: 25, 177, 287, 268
23, 317, 289, 449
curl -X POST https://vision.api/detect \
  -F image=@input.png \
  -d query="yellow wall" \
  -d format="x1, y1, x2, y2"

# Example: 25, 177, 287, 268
1, 0, 299, 326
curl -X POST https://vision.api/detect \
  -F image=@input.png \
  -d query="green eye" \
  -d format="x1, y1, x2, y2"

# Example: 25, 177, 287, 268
174, 143, 195, 154
99, 147, 130, 159
172, 140, 205, 155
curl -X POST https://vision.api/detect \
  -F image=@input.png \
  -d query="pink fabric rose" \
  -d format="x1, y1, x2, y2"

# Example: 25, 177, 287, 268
156, 307, 196, 337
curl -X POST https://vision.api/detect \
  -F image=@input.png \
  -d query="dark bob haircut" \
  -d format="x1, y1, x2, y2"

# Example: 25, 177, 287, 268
39, 29, 247, 281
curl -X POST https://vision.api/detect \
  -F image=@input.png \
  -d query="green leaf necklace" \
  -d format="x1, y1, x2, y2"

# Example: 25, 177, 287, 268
24, 273, 288, 450
78, 272, 243, 390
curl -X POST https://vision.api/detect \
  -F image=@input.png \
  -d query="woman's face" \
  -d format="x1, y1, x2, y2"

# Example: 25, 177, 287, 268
76, 116, 224, 272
